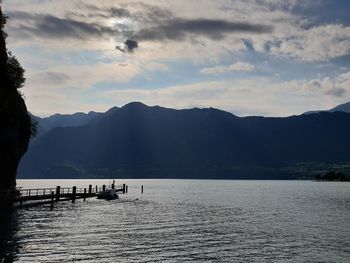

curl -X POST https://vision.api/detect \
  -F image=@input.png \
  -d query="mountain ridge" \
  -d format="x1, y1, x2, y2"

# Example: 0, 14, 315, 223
304, 101, 350, 114
19, 102, 350, 179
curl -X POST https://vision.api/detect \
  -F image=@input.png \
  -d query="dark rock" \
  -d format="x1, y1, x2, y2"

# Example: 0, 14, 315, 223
0, 7, 31, 204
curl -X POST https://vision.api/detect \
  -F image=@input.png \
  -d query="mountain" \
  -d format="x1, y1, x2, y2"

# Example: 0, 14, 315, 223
30, 109, 117, 139
304, 101, 350, 114
329, 102, 350, 113
19, 102, 350, 179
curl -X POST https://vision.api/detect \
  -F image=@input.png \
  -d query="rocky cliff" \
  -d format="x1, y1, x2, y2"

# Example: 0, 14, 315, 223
0, 7, 31, 202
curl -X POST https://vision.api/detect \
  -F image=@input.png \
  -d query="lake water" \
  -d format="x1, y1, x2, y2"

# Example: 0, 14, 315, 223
1, 179, 350, 262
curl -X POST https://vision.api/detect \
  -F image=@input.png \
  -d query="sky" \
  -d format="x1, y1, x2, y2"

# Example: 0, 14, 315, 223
2, 0, 350, 117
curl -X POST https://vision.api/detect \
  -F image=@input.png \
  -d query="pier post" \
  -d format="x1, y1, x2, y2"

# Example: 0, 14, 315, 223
89, 185, 92, 194
141, 185, 143, 194
55, 186, 61, 201
84, 188, 86, 201
126, 185, 128, 194
123, 184, 126, 194
102, 185, 106, 191
72, 186, 76, 202
50, 191, 54, 210
95, 185, 98, 193
112, 183, 115, 189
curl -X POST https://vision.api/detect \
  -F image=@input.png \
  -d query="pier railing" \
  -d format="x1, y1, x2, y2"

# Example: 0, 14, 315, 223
17, 184, 125, 197
10, 183, 127, 209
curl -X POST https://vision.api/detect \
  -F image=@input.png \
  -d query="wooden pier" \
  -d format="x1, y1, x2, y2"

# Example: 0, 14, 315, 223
11, 183, 127, 209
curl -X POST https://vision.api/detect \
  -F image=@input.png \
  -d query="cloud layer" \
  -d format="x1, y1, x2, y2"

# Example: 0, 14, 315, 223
201, 62, 256, 74
2, 0, 350, 116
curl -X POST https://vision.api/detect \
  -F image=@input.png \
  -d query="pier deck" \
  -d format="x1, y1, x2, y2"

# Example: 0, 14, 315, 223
11, 183, 127, 208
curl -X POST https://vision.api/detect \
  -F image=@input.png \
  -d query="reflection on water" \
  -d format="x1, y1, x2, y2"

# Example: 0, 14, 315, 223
1, 180, 350, 262
0, 207, 19, 262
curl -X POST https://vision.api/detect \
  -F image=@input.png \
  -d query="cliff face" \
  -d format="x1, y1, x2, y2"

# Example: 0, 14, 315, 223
0, 7, 31, 199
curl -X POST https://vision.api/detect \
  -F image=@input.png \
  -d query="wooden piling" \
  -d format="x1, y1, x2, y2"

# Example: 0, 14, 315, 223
95, 185, 98, 193
112, 183, 115, 189
122, 184, 126, 194
50, 191, 54, 210
72, 186, 76, 202
89, 185, 92, 194
141, 185, 143, 194
126, 185, 128, 194
102, 185, 106, 191
84, 188, 86, 201
55, 186, 61, 201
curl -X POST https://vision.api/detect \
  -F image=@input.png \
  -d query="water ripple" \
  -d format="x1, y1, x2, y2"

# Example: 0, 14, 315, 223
1, 180, 349, 262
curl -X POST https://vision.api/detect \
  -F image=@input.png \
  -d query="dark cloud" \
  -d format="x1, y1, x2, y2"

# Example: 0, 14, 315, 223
116, 39, 138, 53
326, 88, 346, 97
34, 71, 70, 85
37, 15, 113, 38
109, 7, 131, 17
125, 39, 138, 52
116, 18, 272, 52
133, 18, 273, 42
242, 38, 255, 51
6, 11, 115, 40
69, 6, 131, 19
6, 8, 272, 54
74, 3, 170, 23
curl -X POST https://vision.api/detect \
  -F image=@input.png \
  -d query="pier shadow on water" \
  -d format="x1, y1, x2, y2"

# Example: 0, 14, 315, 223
0, 207, 20, 262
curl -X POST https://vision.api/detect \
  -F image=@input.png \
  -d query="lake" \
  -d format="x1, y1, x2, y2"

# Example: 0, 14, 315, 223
1, 179, 350, 262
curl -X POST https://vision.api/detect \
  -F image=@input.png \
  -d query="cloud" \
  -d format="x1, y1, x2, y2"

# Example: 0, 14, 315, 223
5, 1, 350, 63
98, 71, 350, 117
25, 61, 142, 92
334, 70, 350, 97
299, 73, 350, 98
30, 71, 70, 86
200, 62, 255, 74
86, 6, 131, 19
143, 62, 170, 72
4, 0, 350, 117
269, 24, 350, 61
325, 88, 346, 97
132, 18, 273, 42
24, 70, 350, 117
116, 39, 138, 52
98, 78, 314, 117
6, 11, 116, 40
6, 8, 272, 55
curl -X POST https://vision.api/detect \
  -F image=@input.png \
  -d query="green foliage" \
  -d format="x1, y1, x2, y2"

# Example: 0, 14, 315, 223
7, 52, 25, 89
0, 13, 7, 31
316, 171, 350, 181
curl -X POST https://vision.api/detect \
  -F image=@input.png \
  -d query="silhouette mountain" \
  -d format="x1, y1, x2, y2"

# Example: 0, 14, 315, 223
329, 102, 350, 113
304, 101, 350, 114
30, 109, 117, 140
19, 102, 350, 179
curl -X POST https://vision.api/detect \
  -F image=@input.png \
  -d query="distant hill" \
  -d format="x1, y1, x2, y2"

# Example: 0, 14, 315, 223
330, 102, 350, 113
30, 109, 119, 140
19, 102, 350, 179
304, 101, 350, 114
